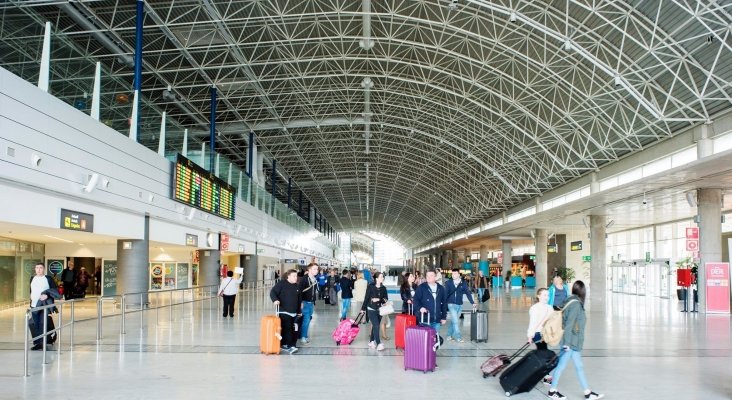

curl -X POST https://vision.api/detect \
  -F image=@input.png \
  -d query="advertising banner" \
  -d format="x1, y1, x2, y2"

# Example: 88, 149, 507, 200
704, 262, 730, 314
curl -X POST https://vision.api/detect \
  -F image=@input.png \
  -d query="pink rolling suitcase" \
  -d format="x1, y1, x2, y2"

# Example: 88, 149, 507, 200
403, 313, 438, 373
332, 313, 364, 345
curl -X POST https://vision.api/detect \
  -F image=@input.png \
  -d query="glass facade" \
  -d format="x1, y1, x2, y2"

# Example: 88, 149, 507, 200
0, 237, 45, 309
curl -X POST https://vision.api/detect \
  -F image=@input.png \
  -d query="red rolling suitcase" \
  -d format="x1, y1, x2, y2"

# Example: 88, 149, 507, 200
395, 305, 417, 349
403, 313, 438, 373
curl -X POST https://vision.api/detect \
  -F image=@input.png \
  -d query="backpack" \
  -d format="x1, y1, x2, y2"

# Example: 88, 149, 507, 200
541, 299, 578, 346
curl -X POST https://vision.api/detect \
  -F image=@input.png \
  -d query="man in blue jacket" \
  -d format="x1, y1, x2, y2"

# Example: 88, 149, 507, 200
413, 269, 447, 334
444, 268, 477, 342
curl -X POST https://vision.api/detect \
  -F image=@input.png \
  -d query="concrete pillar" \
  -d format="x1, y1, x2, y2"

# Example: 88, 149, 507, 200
429, 254, 435, 269
116, 215, 149, 305
116, 239, 149, 305
697, 123, 714, 159
590, 172, 600, 194
441, 251, 449, 269
479, 245, 489, 275
697, 188, 722, 314
502, 240, 512, 277
199, 249, 221, 287
590, 215, 607, 312
242, 254, 258, 283
452, 250, 459, 271
535, 229, 548, 288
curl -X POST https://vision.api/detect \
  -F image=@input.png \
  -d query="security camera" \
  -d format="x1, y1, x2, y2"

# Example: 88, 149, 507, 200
642, 199, 647, 205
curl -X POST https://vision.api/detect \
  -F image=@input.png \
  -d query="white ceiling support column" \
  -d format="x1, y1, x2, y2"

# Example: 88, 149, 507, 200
37, 21, 51, 92
90, 62, 101, 121
182, 129, 188, 157
157, 111, 166, 156
359, 0, 374, 51
200, 142, 206, 168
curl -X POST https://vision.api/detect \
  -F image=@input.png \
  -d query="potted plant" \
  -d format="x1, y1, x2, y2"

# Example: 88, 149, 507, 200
556, 266, 576, 284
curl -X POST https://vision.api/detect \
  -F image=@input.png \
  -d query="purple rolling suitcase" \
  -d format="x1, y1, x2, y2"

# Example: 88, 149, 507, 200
403, 313, 438, 373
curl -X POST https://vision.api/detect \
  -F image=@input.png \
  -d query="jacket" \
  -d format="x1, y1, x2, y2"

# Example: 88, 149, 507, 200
339, 276, 354, 299
29, 275, 59, 313
400, 283, 417, 313
361, 283, 388, 311
413, 282, 447, 324
548, 284, 568, 307
353, 278, 368, 302
60, 268, 76, 284
270, 279, 302, 314
474, 275, 490, 289
560, 295, 586, 351
444, 278, 474, 305
298, 275, 318, 302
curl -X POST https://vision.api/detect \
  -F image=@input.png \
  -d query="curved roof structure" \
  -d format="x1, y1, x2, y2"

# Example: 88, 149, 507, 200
1, 1, 730, 248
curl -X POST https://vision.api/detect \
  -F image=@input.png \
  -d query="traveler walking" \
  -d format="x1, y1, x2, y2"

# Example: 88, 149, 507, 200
444, 268, 476, 342
60, 263, 76, 300
28, 263, 58, 350
338, 269, 354, 320
352, 271, 368, 319
548, 276, 568, 310
270, 269, 301, 354
400, 272, 417, 314
527, 287, 555, 385
359, 272, 388, 351
474, 270, 490, 303
413, 270, 447, 333
548, 281, 604, 400
297, 263, 319, 345
218, 270, 242, 317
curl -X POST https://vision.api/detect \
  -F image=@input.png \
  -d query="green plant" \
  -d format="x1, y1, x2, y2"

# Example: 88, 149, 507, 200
556, 266, 576, 283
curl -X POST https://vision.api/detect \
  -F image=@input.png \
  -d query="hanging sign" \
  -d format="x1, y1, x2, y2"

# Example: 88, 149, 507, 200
685, 227, 699, 239
60, 209, 94, 232
570, 241, 583, 251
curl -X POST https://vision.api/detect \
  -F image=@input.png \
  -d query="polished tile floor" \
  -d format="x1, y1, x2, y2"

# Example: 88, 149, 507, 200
1, 287, 730, 400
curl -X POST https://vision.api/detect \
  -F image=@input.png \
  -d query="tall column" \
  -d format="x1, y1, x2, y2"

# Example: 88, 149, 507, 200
199, 248, 221, 287
502, 240, 512, 277
697, 188, 722, 314
428, 254, 435, 269
442, 250, 450, 269
38, 21, 51, 92
590, 215, 607, 312
242, 254, 258, 283
535, 229, 548, 287
452, 250, 459, 271
479, 245, 489, 275
116, 216, 149, 305
209, 86, 217, 171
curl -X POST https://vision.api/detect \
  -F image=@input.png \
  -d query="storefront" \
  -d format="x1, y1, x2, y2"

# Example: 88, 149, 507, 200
0, 237, 45, 308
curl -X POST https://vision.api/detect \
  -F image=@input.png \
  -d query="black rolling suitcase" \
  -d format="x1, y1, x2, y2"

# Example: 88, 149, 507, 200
499, 348, 558, 396
28, 312, 57, 345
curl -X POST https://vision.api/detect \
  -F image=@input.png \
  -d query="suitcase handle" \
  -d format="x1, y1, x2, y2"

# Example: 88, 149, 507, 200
420, 310, 430, 324
508, 342, 532, 361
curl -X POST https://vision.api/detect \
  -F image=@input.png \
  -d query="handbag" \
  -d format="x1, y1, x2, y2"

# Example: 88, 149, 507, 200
481, 288, 491, 303
379, 301, 394, 316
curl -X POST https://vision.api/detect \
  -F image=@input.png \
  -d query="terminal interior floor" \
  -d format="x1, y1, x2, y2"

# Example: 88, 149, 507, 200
1, 288, 731, 400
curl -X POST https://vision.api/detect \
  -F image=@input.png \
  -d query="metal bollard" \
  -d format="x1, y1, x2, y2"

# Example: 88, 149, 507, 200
24, 310, 29, 377
70, 301, 75, 349
97, 298, 102, 341
121, 295, 126, 334
42, 309, 48, 365
140, 293, 144, 330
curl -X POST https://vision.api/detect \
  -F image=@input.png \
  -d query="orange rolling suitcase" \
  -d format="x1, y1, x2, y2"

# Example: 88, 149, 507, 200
260, 305, 282, 355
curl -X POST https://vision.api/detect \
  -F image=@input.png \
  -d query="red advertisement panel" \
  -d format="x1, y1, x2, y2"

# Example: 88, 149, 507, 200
705, 262, 730, 314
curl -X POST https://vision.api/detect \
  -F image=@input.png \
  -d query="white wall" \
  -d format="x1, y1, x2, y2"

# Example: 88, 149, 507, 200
0, 67, 337, 262
565, 230, 591, 284
46, 243, 117, 259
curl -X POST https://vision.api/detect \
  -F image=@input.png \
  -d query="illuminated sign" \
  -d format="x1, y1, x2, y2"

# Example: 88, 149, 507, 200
60, 209, 94, 232
173, 154, 235, 220
570, 241, 583, 251
185, 234, 198, 247
220, 232, 229, 251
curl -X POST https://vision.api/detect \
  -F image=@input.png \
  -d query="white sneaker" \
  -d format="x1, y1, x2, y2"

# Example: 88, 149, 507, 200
376, 343, 385, 351
299, 338, 311, 346
585, 392, 604, 399
368, 341, 376, 349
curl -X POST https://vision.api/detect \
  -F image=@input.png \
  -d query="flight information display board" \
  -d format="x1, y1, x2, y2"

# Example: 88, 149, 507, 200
173, 154, 236, 220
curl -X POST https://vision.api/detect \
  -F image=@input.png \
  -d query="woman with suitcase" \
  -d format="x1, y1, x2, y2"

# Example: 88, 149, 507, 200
359, 272, 388, 351
547, 281, 604, 400
527, 287, 554, 385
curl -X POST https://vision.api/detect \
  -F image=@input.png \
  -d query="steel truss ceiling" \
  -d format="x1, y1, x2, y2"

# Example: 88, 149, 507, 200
0, 0, 729, 248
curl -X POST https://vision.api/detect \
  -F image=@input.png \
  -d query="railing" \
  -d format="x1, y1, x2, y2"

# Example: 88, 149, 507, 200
23, 280, 278, 376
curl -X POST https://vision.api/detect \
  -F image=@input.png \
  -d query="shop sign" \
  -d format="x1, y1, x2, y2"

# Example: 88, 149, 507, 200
185, 234, 198, 247
570, 241, 583, 251
47, 259, 64, 275
60, 209, 94, 232
705, 262, 730, 314
220, 233, 229, 251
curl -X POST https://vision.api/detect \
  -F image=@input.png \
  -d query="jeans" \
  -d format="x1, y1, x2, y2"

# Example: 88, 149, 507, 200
340, 298, 351, 319
551, 348, 589, 391
367, 309, 382, 345
477, 288, 485, 302
447, 303, 463, 340
532, 332, 548, 350
301, 301, 314, 340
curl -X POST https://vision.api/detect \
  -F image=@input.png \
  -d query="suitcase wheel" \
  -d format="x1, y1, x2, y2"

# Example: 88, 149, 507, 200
482, 373, 487, 378
505, 392, 511, 397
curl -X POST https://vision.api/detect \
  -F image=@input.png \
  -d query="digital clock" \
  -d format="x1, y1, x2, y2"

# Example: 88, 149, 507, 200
172, 154, 236, 220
